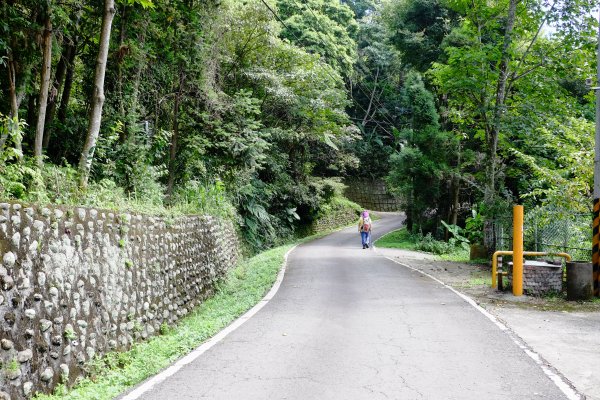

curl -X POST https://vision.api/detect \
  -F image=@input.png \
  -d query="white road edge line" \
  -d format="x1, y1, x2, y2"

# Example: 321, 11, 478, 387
382, 255, 582, 400
120, 245, 298, 400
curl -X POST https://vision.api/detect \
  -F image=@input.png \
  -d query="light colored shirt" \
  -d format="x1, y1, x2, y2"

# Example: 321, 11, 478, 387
358, 216, 371, 232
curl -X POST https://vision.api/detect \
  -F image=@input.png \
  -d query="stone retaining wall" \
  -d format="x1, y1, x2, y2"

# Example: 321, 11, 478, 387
311, 207, 359, 234
344, 179, 401, 212
0, 202, 239, 399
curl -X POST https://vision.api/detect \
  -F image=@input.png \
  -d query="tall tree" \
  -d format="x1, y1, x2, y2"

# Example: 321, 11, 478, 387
430, 0, 597, 249
1, 0, 39, 159
79, 0, 116, 188
479, 0, 517, 249
384, 0, 457, 72
347, 5, 404, 179
277, 0, 359, 76
386, 71, 454, 232
44, 6, 82, 150
34, 2, 53, 165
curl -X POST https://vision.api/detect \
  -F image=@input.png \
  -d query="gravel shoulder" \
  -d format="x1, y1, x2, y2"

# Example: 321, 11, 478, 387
375, 246, 600, 400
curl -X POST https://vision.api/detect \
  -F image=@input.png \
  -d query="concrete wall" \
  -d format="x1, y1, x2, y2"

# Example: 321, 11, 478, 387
344, 179, 402, 212
0, 202, 239, 399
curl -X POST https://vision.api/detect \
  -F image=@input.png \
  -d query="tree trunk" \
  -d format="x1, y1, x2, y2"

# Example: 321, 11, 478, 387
34, 11, 53, 165
451, 179, 460, 223
2, 54, 24, 159
43, 40, 71, 149
483, 0, 517, 251
79, 0, 116, 188
451, 147, 461, 227
117, 3, 128, 123
362, 66, 379, 126
130, 25, 147, 120
27, 94, 36, 132
56, 10, 81, 125
57, 40, 77, 124
0, 70, 16, 153
406, 177, 415, 233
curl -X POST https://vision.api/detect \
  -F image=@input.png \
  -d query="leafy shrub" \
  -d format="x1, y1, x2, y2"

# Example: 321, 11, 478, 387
415, 233, 453, 254
464, 208, 484, 244
170, 179, 235, 217
441, 220, 470, 250
412, 231, 469, 256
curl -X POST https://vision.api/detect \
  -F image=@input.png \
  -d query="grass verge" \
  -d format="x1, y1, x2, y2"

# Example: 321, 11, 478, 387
375, 228, 472, 263
373, 228, 417, 250
437, 249, 470, 262
454, 270, 492, 288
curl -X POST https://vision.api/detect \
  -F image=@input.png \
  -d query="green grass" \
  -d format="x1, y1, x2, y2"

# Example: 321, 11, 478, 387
34, 243, 296, 400
374, 228, 417, 250
437, 248, 470, 262
376, 228, 474, 263
316, 196, 362, 221
466, 272, 492, 287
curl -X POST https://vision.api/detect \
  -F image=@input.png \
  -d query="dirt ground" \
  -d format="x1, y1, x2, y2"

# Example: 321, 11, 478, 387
378, 248, 600, 313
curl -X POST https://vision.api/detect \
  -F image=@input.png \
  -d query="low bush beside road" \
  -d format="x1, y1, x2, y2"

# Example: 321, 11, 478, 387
375, 228, 470, 261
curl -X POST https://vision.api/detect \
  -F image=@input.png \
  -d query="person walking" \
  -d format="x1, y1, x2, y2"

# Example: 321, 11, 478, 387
358, 210, 372, 249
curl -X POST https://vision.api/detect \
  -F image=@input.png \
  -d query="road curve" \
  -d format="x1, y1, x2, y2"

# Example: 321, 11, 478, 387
133, 213, 569, 400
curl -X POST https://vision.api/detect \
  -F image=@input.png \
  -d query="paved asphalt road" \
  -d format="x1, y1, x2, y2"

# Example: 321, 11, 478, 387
137, 213, 570, 400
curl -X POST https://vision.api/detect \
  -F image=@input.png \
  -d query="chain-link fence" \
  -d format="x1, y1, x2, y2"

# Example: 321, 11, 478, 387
494, 207, 592, 261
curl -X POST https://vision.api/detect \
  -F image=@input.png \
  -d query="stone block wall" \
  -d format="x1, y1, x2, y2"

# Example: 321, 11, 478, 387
506, 262, 563, 295
344, 179, 402, 212
310, 207, 359, 234
0, 202, 239, 399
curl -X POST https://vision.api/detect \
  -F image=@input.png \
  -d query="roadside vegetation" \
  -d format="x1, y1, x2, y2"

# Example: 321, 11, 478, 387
377, 235, 600, 313
2, 0, 598, 254
375, 228, 470, 262
373, 228, 416, 250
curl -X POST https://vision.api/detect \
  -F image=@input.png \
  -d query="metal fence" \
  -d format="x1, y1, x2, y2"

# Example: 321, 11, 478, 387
494, 207, 592, 261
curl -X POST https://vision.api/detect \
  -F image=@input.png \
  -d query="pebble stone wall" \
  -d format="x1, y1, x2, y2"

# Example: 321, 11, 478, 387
0, 202, 239, 399
344, 179, 402, 212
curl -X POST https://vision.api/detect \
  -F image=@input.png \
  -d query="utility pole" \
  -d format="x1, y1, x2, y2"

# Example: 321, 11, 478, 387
593, 8, 600, 297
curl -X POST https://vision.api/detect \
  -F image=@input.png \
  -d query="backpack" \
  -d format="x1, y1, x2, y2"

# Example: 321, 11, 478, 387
362, 216, 371, 232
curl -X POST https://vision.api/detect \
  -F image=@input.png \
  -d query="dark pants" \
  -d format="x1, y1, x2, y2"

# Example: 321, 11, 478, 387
361, 231, 370, 247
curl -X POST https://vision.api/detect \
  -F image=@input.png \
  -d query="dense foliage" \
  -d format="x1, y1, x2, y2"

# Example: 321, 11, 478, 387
1, 0, 599, 252
0, 0, 360, 250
